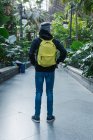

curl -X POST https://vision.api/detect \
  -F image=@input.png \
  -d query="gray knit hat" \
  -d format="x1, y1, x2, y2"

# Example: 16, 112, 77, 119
40, 22, 51, 32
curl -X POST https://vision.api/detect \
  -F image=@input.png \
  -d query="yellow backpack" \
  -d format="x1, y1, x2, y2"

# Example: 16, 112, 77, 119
37, 39, 57, 67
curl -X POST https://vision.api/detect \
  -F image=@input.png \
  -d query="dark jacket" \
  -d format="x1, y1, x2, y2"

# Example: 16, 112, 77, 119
29, 29, 67, 72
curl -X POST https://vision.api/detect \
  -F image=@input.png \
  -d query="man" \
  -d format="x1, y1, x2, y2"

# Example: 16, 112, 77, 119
29, 22, 67, 123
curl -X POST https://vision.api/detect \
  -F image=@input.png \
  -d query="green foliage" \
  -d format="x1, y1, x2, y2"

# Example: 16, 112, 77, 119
78, 26, 91, 43
51, 12, 69, 43
3, 40, 30, 66
66, 42, 93, 77
83, 55, 93, 77
51, 11, 92, 48
0, 2, 10, 26
52, 21, 69, 42
83, 0, 93, 14
0, 14, 10, 26
18, 40, 30, 61
70, 15, 91, 42
0, 35, 5, 43
0, 0, 49, 68
0, 39, 30, 67
0, 27, 9, 38
70, 40, 83, 51
0, 44, 7, 62
61, 0, 93, 43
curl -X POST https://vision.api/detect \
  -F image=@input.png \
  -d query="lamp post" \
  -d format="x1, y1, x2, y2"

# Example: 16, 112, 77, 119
69, 3, 73, 41
18, 3, 23, 40
75, 4, 78, 40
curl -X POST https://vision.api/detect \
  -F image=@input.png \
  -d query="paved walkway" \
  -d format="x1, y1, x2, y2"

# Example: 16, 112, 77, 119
0, 67, 93, 140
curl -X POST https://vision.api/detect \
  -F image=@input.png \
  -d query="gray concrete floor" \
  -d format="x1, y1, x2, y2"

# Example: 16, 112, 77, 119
0, 67, 93, 140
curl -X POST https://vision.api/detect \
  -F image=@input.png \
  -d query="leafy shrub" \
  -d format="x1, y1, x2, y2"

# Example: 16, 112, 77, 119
67, 42, 93, 77
82, 53, 93, 77
0, 42, 30, 68
70, 41, 83, 51
51, 12, 69, 44
0, 44, 7, 61
0, 27, 9, 38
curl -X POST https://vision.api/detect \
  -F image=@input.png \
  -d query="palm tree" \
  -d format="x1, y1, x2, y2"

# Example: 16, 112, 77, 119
61, 0, 93, 38
18, 0, 49, 37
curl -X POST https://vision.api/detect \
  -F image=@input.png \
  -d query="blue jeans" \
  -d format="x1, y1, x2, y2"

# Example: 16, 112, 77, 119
35, 71, 55, 117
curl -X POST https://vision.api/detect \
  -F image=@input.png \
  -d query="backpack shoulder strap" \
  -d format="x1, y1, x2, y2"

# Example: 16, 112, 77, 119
39, 38, 55, 48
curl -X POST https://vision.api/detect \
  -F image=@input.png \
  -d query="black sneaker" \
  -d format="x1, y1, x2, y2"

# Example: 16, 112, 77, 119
32, 115, 40, 123
47, 116, 55, 122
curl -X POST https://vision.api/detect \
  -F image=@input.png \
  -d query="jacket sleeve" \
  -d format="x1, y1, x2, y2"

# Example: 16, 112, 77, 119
53, 39, 67, 64
29, 38, 40, 66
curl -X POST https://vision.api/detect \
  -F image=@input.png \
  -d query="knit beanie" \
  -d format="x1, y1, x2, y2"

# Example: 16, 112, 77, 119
40, 22, 51, 32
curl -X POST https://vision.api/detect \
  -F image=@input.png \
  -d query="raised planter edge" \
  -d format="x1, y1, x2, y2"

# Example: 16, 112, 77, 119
64, 65, 93, 93
0, 62, 31, 84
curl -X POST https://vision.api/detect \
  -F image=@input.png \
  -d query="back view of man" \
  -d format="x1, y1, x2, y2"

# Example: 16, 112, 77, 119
29, 22, 67, 123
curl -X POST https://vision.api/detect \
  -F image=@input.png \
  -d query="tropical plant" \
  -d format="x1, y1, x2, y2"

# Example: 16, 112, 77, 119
51, 12, 69, 45
66, 42, 93, 77
70, 40, 83, 51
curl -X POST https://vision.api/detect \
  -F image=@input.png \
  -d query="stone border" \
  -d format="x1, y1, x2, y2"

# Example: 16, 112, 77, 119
0, 62, 31, 84
64, 65, 93, 93
0, 66, 19, 84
